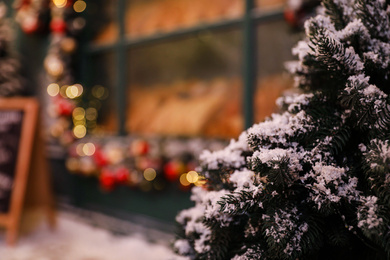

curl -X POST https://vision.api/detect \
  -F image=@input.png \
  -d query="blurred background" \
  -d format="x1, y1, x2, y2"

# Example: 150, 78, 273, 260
0, 0, 319, 258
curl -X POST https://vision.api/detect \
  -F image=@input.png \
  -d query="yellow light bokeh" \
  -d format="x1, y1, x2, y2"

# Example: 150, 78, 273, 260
82, 143, 96, 156
186, 171, 199, 183
72, 107, 85, 121
53, 0, 67, 8
76, 143, 85, 156
59, 85, 68, 98
73, 125, 86, 138
73, 118, 86, 126
143, 168, 156, 181
92, 85, 108, 100
180, 173, 191, 186
85, 107, 98, 121
66, 158, 79, 172
195, 176, 207, 187
73, 0, 86, 12
66, 84, 83, 99
47, 83, 60, 97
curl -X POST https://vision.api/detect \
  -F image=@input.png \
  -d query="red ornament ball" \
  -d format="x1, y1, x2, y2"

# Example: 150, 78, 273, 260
93, 148, 108, 168
131, 140, 150, 156
163, 160, 185, 182
99, 168, 116, 192
115, 167, 130, 184
50, 18, 67, 34
57, 99, 74, 116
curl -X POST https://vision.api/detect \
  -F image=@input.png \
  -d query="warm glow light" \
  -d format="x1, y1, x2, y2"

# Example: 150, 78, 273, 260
180, 173, 190, 186
47, 83, 60, 96
85, 107, 97, 121
72, 107, 85, 121
53, 0, 67, 8
92, 85, 108, 100
186, 171, 199, 183
66, 84, 83, 99
76, 143, 85, 156
73, 125, 86, 138
82, 143, 96, 156
73, 0, 86, 12
66, 158, 79, 172
143, 168, 156, 181
59, 85, 68, 98
195, 176, 207, 187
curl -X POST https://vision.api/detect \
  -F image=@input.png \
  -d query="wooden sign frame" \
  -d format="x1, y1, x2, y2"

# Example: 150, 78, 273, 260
0, 98, 39, 245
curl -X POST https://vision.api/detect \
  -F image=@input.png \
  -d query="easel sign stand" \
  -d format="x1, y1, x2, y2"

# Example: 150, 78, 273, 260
0, 97, 56, 245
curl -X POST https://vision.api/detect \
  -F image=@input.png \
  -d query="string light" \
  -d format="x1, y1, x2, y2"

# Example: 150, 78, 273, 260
143, 168, 156, 181
66, 158, 79, 172
53, 0, 67, 8
85, 107, 98, 121
72, 107, 85, 121
82, 143, 96, 156
73, 0, 86, 13
73, 125, 86, 138
60, 85, 68, 98
186, 171, 199, 183
195, 176, 207, 187
76, 143, 85, 156
66, 84, 83, 99
180, 173, 190, 186
92, 85, 108, 100
47, 83, 60, 96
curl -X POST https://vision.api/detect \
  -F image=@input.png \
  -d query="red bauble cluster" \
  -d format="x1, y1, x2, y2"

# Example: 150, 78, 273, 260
99, 167, 131, 192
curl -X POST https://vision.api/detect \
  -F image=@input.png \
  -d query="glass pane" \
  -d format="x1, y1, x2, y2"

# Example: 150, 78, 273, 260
88, 52, 118, 133
89, 0, 119, 45
126, 30, 243, 138
126, 0, 244, 38
255, 19, 303, 123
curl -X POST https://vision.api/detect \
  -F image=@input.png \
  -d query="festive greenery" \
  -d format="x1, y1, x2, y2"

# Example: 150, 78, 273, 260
66, 136, 227, 192
0, 2, 23, 97
175, 1, 390, 259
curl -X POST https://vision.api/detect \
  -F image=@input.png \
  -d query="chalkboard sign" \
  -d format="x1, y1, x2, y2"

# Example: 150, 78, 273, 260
0, 98, 38, 245
0, 110, 23, 212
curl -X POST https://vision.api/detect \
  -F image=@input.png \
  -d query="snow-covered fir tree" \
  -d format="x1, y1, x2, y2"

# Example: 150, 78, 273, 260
174, 0, 390, 259
0, 2, 22, 97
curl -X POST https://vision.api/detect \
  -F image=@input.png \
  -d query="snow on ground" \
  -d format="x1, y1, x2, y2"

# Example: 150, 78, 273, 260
0, 211, 189, 260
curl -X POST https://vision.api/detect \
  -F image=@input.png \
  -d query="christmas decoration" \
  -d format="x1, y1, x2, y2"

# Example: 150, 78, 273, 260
14, 0, 49, 34
175, 1, 390, 259
0, 2, 23, 97
284, 0, 320, 28
15, 0, 95, 149
66, 136, 227, 192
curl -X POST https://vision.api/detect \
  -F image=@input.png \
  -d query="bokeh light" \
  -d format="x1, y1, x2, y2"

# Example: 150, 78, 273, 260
53, 0, 67, 8
73, 0, 86, 12
85, 107, 98, 121
82, 143, 96, 156
73, 125, 87, 138
143, 168, 156, 181
47, 83, 60, 96
92, 85, 108, 100
66, 84, 83, 99
180, 173, 190, 186
186, 171, 199, 183
76, 143, 85, 156
66, 158, 79, 172
72, 107, 85, 121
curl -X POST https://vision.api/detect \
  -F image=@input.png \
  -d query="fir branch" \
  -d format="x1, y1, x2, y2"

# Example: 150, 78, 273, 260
322, 0, 348, 30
